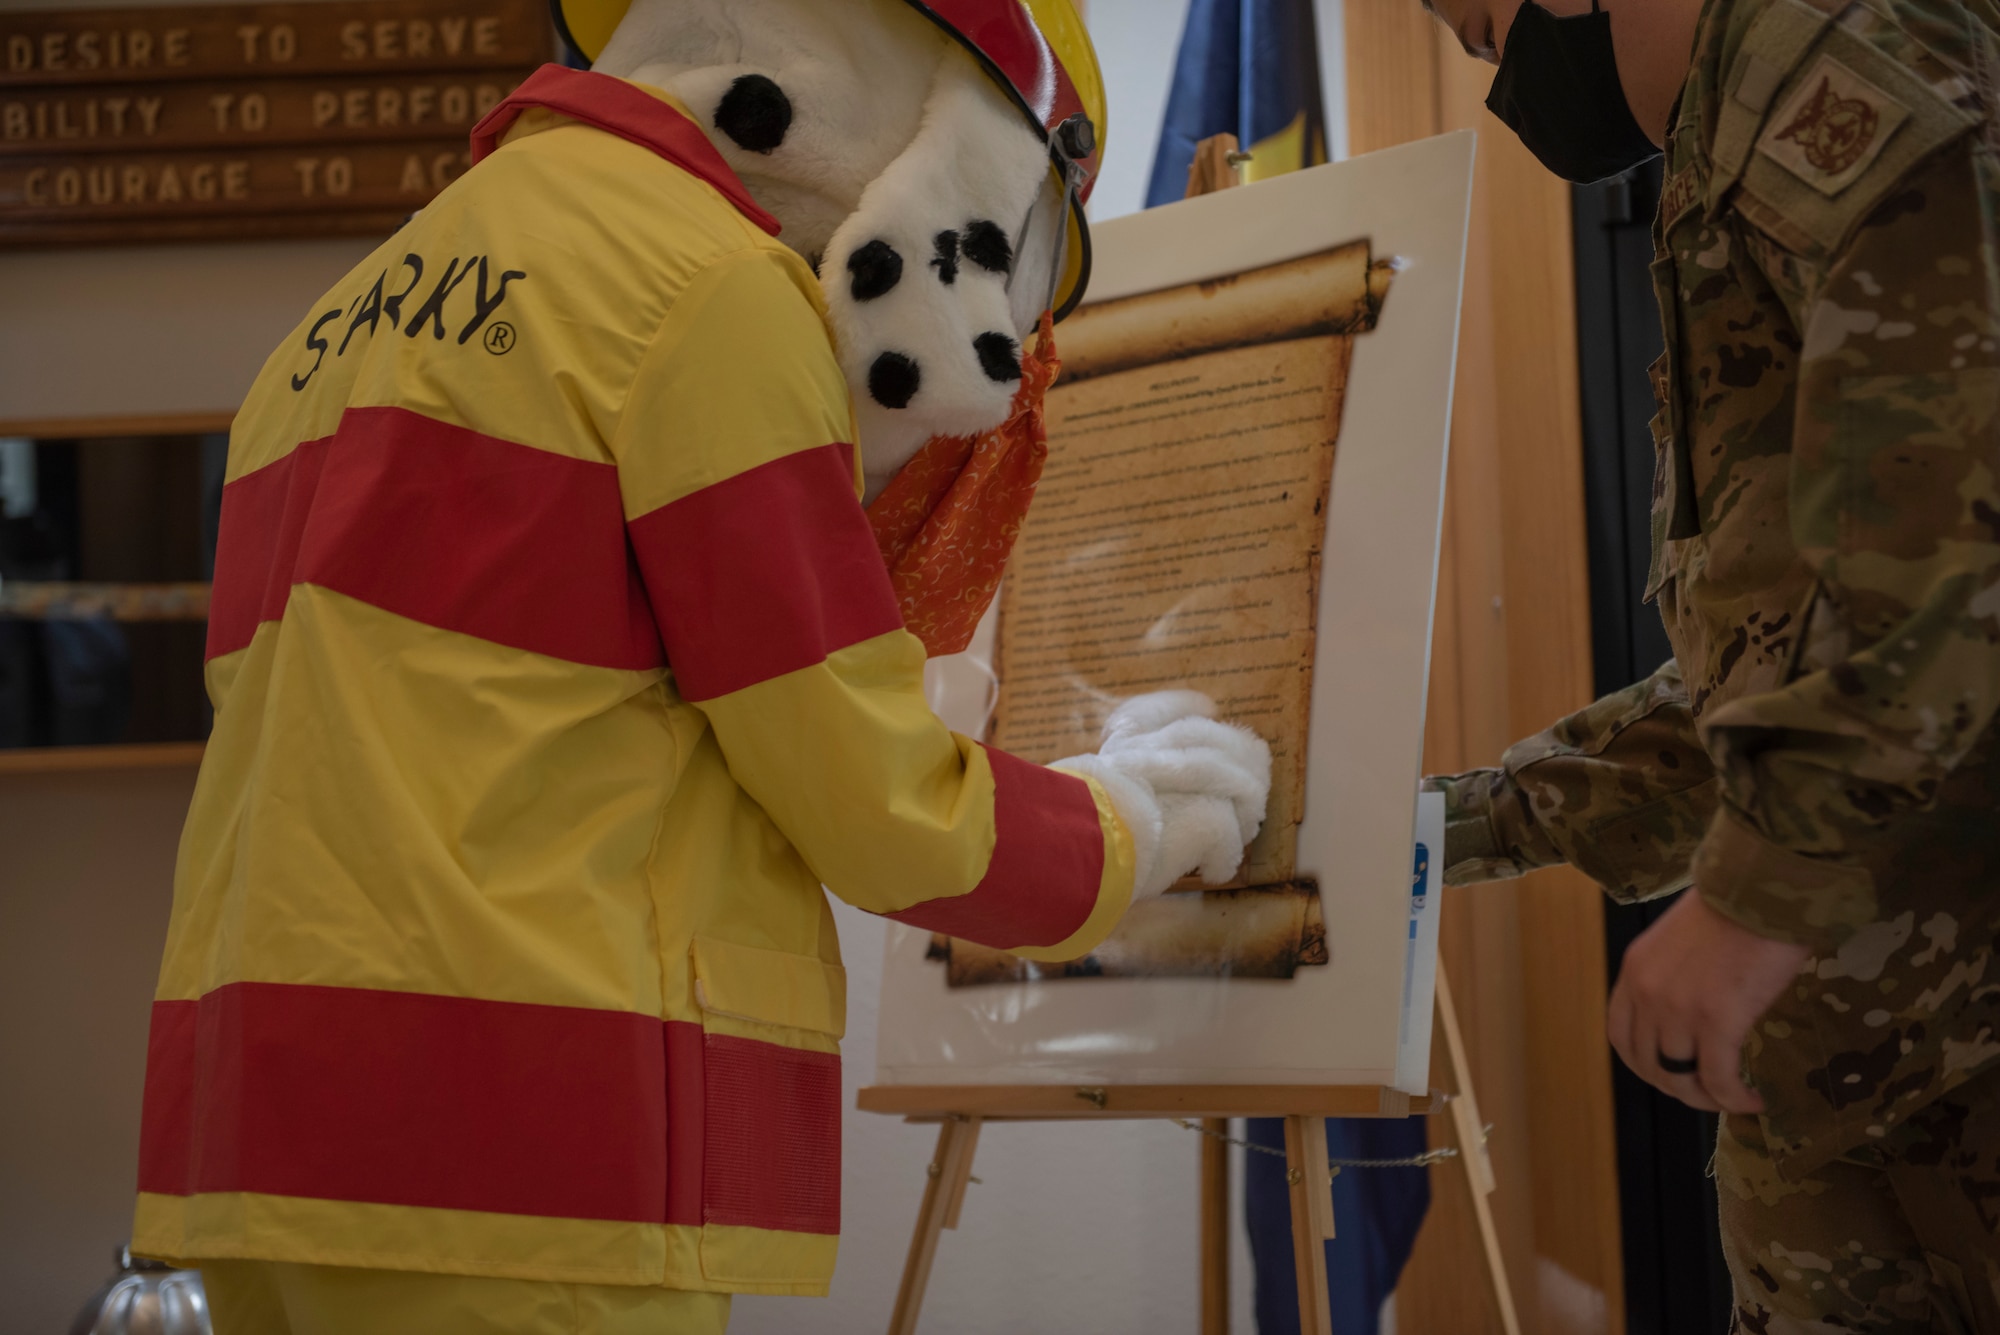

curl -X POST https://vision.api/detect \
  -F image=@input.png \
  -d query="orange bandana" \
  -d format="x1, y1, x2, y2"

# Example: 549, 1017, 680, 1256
866, 314, 1059, 657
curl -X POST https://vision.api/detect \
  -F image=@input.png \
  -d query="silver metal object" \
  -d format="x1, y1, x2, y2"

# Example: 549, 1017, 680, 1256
69, 1247, 211, 1335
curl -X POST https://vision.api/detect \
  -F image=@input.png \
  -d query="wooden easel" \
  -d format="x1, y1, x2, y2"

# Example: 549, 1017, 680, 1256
858, 968, 1518, 1335
861, 1083, 1404, 1335
1184, 130, 1255, 197
860, 136, 1519, 1335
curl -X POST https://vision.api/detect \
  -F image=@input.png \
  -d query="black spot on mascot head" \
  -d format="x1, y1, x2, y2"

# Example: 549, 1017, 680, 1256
974, 333, 1020, 383
931, 230, 962, 285
714, 74, 792, 154
848, 240, 903, 301
869, 351, 922, 408
961, 221, 1012, 275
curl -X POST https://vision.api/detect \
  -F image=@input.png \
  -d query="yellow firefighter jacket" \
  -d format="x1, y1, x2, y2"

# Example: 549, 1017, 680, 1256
132, 64, 1134, 1297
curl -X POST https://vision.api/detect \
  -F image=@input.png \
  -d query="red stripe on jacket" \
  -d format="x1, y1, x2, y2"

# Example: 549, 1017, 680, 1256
629, 443, 904, 702
886, 747, 1105, 949
137, 982, 840, 1235
207, 407, 664, 671
470, 65, 782, 236
704, 1033, 845, 1233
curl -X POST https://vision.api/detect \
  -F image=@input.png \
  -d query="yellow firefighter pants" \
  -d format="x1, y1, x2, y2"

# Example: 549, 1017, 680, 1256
200, 1260, 732, 1335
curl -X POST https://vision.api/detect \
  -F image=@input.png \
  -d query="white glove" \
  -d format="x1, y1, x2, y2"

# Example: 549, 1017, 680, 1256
1054, 690, 1273, 900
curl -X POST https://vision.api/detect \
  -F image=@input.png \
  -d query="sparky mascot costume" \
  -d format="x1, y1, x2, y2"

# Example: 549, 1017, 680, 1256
132, 1, 1272, 1329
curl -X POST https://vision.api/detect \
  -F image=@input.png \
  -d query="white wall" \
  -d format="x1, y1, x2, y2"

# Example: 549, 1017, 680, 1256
1083, 0, 1194, 221
0, 239, 377, 423
0, 765, 200, 1335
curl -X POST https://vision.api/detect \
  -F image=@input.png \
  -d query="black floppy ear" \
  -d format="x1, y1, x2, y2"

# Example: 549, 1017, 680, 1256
714, 73, 792, 153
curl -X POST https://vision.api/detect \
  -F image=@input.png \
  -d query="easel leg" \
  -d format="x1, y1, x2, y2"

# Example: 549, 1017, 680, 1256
1435, 968, 1522, 1335
888, 1115, 981, 1335
940, 1116, 982, 1229
1283, 1115, 1335, 1335
1200, 1118, 1229, 1335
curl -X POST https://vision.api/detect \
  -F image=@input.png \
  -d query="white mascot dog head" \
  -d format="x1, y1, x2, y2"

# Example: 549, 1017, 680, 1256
585, 0, 1101, 497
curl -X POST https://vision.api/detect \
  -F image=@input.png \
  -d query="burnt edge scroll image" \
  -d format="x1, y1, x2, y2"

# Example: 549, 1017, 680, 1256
929, 238, 1393, 987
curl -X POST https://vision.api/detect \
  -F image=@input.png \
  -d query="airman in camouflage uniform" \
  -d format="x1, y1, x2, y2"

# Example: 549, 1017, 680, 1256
1427, 0, 2000, 1327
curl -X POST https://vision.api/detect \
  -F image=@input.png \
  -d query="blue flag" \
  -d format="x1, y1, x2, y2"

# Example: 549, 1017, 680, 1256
1243, 1117, 1432, 1335
1145, 0, 1329, 209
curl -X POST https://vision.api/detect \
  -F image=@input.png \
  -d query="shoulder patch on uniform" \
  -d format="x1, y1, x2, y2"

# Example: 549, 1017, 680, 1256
1709, 0, 1843, 194
1731, 16, 1978, 256
1756, 54, 1909, 195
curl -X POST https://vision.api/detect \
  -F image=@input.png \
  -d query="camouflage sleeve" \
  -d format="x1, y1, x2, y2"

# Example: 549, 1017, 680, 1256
1427, 660, 1718, 899
1697, 141, 2000, 947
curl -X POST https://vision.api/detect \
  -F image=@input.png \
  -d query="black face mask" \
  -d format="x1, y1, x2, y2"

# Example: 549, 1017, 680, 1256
1484, 0, 1661, 184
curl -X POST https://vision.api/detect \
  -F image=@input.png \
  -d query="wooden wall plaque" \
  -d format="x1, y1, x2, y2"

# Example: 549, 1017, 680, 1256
0, 0, 552, 247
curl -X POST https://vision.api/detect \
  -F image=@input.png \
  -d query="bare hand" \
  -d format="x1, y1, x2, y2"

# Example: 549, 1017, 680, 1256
1606, 890, 1809, 1114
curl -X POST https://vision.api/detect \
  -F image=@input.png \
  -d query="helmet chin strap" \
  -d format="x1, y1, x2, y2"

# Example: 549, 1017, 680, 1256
1006, 169, 1074, 328
1047, 177, 1075, 317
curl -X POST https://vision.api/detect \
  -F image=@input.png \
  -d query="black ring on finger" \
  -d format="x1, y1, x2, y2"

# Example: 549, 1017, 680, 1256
1657, 1049, 1700, 1076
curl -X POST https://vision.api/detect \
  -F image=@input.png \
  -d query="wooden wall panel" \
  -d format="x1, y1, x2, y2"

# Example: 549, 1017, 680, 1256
1439, 47, 1631, 1333
1341, 0, 1439, 155
1343, 2, 1625, 1331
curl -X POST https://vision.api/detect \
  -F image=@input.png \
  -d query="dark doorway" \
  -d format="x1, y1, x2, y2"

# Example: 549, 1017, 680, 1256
1571, 161, 1734, 1335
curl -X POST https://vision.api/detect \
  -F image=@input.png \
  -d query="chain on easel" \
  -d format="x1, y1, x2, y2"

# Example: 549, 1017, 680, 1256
1170, 1117, 1493, 1180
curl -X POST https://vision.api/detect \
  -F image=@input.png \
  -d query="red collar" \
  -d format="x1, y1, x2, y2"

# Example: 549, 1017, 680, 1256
470, 65, 781, 236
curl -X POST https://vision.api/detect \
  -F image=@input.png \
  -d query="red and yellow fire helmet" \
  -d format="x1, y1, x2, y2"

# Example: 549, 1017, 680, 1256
550, 0, 1105, 318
